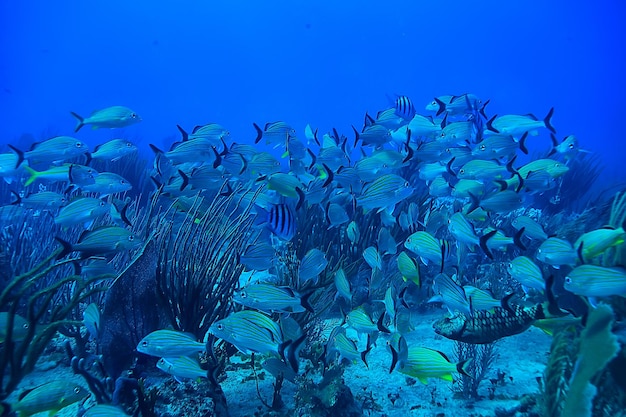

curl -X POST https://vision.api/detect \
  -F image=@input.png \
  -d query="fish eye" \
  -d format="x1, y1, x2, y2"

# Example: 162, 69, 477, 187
404, 181, 409, 187
217, 324, 224, 331
23, 323, 29, 329
240, 291, 247, 298
76, 142, 82, 148
128, 236, 134, 241
459, 169, 465, 175
569, 144, 574, 149
431, 101, 437, 106
141, 341, 148, 347
126, 142, 132, 147
480, 145, 486, 151
131, 113, 137, 118
74, 387, 82, 394
564, 277, 571, 284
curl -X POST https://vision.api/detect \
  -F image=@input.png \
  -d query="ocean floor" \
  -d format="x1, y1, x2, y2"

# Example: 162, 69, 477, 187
4, 311, 551, 417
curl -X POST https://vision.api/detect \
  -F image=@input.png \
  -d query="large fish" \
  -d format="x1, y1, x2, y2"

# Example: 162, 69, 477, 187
6, 380, 89, 416
137, 329, 206, 357
87, 139, 137, 163
55, 226, 142, 259
71, 105, 141, 132
564, 265, 626, 298
9, 136, 88, 166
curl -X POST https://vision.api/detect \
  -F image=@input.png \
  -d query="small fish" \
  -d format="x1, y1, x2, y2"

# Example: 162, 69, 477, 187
363, 246, 382, 271
137, 329, 206, 357
79, 172, 132, 196
87, 139, 137, 163
266, 203, 297, 241
485, 108, 555, 137
261, 358, 297, 383
507, 256, 544, 293
448, 212, 479, 247
9, 380, 89, 417
71, 105, 141, 132
298, 248, 328, 283
10, 191, 66, 209
394, 96, 416, 120
408, 114, 443, 139
347, 221, 360, 245
357, 174, 414, 212
564, 265, 626, 298
455, 159, 508, 180
345, 306, 389, 335
536, 237, 577, 268
55, 226, 142, 259
157, 356, 207, 380
208, 310, 284, 356
83, 404, 130, 416
329, 327, 371, 367
574, 226, 625, 263
9, 136, 88, 166
512, 216, 548, 241
390, 343, 472, 384
178, 123, 230, 142
404, 231, 449, 270
355, 124, 391, 147
22, 164, 97, 187
472, 134, 522, 160
325, 202, 349, 228
469, 190, 523, 214
430, 273, 471, 317
254, 121, 296, 145
232, 283, 313, 313
334, 268, 352, 302
548, 134, 589, 162
239, 243, 275, 271
427, 93, 482, 116
54, 197, 109, 228
397, 251, 420, 286
83, 303, 101, 339
0, 312, 30, 343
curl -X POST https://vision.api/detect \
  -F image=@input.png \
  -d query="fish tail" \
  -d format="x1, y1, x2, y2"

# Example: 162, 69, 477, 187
70, 111, 85, 132
389, 344, 399, 374
544, 107, 556, 134
456, 358, 473, 377
479, 229, 497, 260
286, 334, 306, 373
486, 114, 499, 133
351, 125, 360, 148
7, 144, 24, 169
253, 123, 263, 144
176, 124, 189, 141
361, 344, 372, 369
54, 237, 73, 260
177, 169, 189, 191
149, 143, 164, 155
434, 97, 447, 116
513, 227, 527, 250
23, 165, 39, 187
519, 132, 529, 154
300, 291, 315, 313
446, 157, 457, 177
467, 192, 480, 214
9, 190, 20, 205
479, 99, 490, 120
84, 152, 93, 166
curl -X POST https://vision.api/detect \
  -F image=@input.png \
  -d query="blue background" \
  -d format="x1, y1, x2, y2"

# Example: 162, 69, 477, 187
1, 0, 624, 184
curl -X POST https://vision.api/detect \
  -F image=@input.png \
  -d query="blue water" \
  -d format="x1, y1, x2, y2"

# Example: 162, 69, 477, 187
1, 0, 625, 183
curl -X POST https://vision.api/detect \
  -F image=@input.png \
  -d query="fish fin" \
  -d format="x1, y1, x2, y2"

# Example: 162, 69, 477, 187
486, 114, 499, 133
54, 237, 73, 260
70, 111, 85, 132
351, 125, 360, 148
23, 165, 39, 187
176, 124, 189, 141
519, 132, 529, 154
440, 374, 453, 382
389, 344, 398, 374
300, 291, 315, 313
322, 164, 333, 187
7, 144, 25, 169
287, 334, 306, 373
9, 190, 20, 205
212, 146, 222, 169
446, 157, 457, 177
361, 345, 372, 368
494, 179, 507, 191
253, 123, 263, 144
295, 187, 305, 211
513, 227, 526, 250
467, 192, 480, 214
544, 107, 556, 134
479, 99, 490, 120
457, 358, 473, 377
418, 377, 429, 384
501, 293, 516, 315
376, 312, 391, 334
149, 143, 164, 155
479, 230, 497, 260
577, 241, 585, 264
434, 97, 447, 116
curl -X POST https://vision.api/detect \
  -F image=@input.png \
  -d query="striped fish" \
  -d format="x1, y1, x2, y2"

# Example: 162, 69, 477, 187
71, 105, 141, 132
404, 231, 450, 272
536, 237, 577, 268
55, 226, 142, 260
267, 203, 296, 241
84, 404, 130, 416
239, 243, 275, 271
54, 197, 109, 228
88, 139, 137, 163
390, 344, 471, 384
508, 256, 544, 293
397, 251, 420, 287
137, 330, 206, 358
329, 327, 371, 367
83, 303, 101, 339
564, 265, 626, 298
9, 380, 89, 416
430, 273, 471, 316
209, 310, 284, 356
9, 136, 88, 166
334, 268, 352, 302
363, 246, 382, 270
357, 174, 414, 212
298, 248, 327, 283
512, 216, 548, 241
157, 356, 207, 380
232, 283, 313, 313
574, 227, 626, 262
345, 306, 389, 335
394, 96, 416, 120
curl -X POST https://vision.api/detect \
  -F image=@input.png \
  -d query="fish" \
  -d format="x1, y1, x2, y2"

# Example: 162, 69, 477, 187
357, 174, 414, 212
448, 212, 480, 247
9, 136, 89, 166
548, 134, 589, 162
55, 226, 142, 259
79, 172, 132, 196
432, 284, 558, 344
345, 306, 389, 335
347, 221, 360, 245
266, 203, 297, 241
137, 329, 206, 357
239, 243, 275, 271
394, 96, 416, 120
469, 190, 524, 214
574, 226, 625, 263
430, 273, 471, 317
54, 197, 109, 228
354, 124, 391, 147
10, 191, 66, 209
472, 134, 523, 160
0, 151, 25, 183
254, 121, 296, 146
83, 404, 130, 416
485, 107, 555, 137
536, 237, 577, 268
8, 380, 89, 417
396, 251, 420, 286
329, 327, 371, 367
232, 283, 313, 313
404, 231, 449, 270
87, 139, 137, 163
71, 105, 141, 132
325, 202, 349, 228
408, 114, 443, 139
178, 123, 230, 142
208, 310, 286, 356
455, 159, 509, 180
564, 265, 626, 298
362, 246, 382, 270
427, 93, 482, 117
0, 312, 30, 343
298, 248, 328, 283
157, 356, 207, 380
334, 268, 352, 302
390, 342, 472, 384
507, 256, 545, 293
511, 216, 548, 241
22, 164, 97, 187
261, 357, 297, 383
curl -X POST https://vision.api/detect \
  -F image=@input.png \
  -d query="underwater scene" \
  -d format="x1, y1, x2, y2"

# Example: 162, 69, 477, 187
1, 1, 626, 416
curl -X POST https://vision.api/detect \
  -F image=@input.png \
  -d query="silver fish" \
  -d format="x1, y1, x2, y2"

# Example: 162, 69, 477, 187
71, 105, 141, 132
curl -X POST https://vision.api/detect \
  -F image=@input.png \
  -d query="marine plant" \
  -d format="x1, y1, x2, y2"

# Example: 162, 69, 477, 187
453, 340, 498, 400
